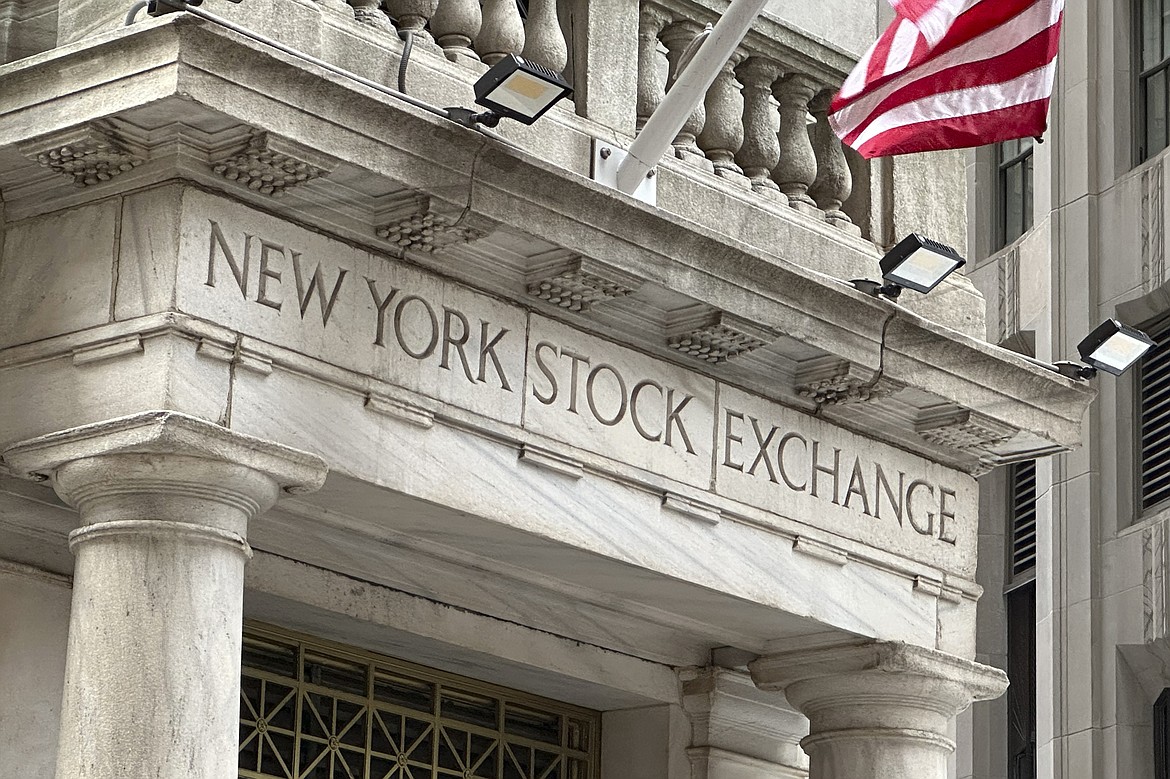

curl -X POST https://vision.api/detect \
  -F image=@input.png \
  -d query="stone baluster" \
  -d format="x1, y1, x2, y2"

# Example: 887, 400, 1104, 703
636, 3, 673, 131
660, 20, 712, 171
750, 642, 1008, 779
431, 0, 482, 64
734, 56, 786, 202
478, 0, 526, 66
350, 0, 395, 30
522, 0, 568, 73
2, 412, 328, 779
808, 89, 860, 235
698, 48, 749, 186
773, 73, 820, 215
385, 0, 440, 44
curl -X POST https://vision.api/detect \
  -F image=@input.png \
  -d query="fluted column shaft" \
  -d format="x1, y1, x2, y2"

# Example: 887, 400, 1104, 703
3, 412, 328, 779
750, 642, 1008, 779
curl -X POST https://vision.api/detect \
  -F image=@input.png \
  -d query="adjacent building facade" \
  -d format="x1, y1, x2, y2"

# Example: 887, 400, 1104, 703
0, 1, 1097, 779
965, 1, 1170, 778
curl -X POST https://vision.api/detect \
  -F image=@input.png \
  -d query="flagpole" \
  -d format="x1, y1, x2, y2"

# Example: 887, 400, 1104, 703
613, 0, 770, 194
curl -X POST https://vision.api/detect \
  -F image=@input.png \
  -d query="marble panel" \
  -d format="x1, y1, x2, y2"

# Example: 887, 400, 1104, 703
523, 315, 717, 487
164, 189, 525, 425
714, 384, 978, 577
0, 199, 116, 349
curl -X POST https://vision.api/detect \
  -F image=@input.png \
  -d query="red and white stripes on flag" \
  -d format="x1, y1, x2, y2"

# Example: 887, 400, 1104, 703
829, 0, 1065, 158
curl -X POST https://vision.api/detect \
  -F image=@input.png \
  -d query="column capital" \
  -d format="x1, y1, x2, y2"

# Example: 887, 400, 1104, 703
749, 642, 1007, 779
4, 410, 327, 495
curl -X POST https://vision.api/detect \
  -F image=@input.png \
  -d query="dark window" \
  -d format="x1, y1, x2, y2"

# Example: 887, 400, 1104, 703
1006, 461, 1037, 779
999, 138, 1034, 248
1139, 316, 1170, 513
1140, 0, 1170, 160
1156, 689, 1170, 779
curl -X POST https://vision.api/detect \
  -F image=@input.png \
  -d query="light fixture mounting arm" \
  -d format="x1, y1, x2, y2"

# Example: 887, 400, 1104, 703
612, 0, 771, 195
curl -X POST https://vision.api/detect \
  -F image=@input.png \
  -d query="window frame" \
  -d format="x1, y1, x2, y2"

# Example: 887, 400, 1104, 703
1137, 0, 1170, 162
997, 139, 1035, 250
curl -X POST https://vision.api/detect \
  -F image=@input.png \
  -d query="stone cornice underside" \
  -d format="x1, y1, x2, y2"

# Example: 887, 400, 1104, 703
0, 16, 1095, 475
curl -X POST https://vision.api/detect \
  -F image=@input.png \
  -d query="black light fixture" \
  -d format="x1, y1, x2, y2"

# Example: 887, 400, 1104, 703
1044, 318, 1157, 380
851, 234, 966, 300
446, 55, 572, 128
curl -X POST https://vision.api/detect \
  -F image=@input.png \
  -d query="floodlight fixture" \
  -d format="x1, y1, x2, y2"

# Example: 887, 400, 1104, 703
1019, 319, 1156, 381
447, 55, 572, 129
850, 233, 966, 300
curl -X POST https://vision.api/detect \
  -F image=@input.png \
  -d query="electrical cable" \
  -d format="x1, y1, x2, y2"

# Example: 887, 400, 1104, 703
124, 0, 516, 146
397, 28, 413, 95
125, 0, 149, 25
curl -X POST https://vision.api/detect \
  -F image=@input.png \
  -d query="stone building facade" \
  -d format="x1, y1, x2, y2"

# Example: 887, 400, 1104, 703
963, 1, 1170, 778
0, 1, 1094, 779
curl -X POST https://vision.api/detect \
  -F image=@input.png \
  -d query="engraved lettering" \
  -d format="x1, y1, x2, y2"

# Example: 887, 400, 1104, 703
906, 479, 936, 536
664, 390, 695, 455
563, 350, 590, 414
206, 221, 251, 297
440, 307, 476, 383
477, 322, 512, 391
747, 417, 779, 483
532, 341, 559, 405
394, 294, 439, 359
842, 456, 872, 516
631, 380, 664, 442
366, 278, 400, 347
810, 441, 841, 504
938, 487, 958, 544
292, 251, 348, 325
256, 240, 284, 311
873, 465, 905, 525
586, 364, 628, 426
723, 409, 744, 470
777, 432, 808, 491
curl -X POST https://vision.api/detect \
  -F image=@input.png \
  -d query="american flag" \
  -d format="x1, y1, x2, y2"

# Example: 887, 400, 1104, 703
829, 0, 1065, 158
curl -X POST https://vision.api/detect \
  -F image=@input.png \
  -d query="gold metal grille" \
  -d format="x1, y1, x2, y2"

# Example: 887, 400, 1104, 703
240, 625, 599, 779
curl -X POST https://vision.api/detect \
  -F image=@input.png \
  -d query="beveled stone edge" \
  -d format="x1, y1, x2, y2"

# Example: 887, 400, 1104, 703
2, 410, 328, 494
748, 640, 1008, 702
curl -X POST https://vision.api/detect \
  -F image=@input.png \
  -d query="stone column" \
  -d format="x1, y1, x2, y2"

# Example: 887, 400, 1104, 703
734, 56, 786, 203
3, 411, 329, 779
660, 19, 713, 171
772, 73, 821, 215
749, 641, 1008, 779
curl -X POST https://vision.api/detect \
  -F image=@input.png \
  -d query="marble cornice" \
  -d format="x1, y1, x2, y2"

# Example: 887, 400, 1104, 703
0, 16, 1096, 474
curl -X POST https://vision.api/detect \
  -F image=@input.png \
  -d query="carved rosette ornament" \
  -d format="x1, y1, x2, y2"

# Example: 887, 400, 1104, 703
211, 134, 335, 197
525, 254, 643, 312
374, 193, 493, 252
667, 310, 773, 363
20, 125, 146, 187
797, 373, 904, 406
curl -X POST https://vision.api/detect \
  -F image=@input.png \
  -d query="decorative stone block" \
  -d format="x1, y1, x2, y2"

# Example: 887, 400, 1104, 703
374, 192, 492, 252
666, 309, 772, 364
796, 373, 903, 405
19, 124, 146, 187
916, 409, 1016, 457
525, 253, 642, 312
210, 133, 334, 197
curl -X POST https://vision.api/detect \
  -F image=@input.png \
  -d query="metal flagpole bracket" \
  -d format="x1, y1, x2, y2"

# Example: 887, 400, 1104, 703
592, 140, 657, 206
